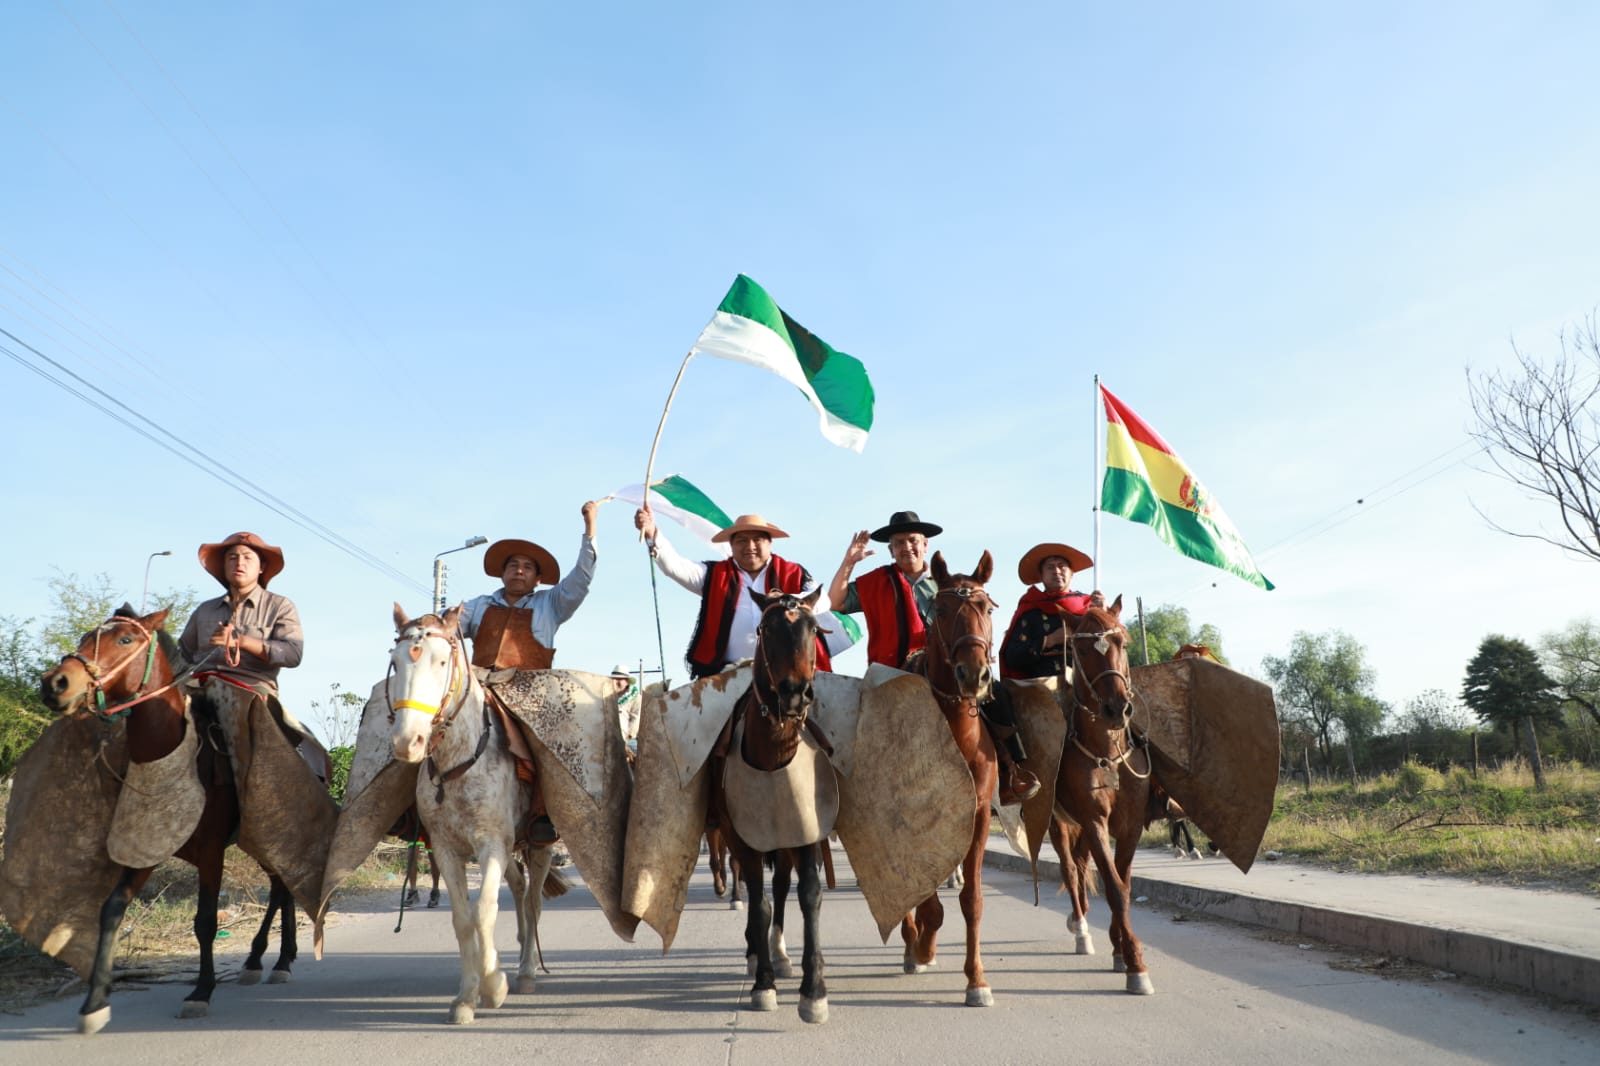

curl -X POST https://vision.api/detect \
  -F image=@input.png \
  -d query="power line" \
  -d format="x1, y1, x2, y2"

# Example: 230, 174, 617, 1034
2, 325, 428, 595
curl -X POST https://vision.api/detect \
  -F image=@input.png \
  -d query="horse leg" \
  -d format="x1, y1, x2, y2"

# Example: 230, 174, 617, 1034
739, 845, 777, 1011
728, 846, 744, 910
708, 829, 728, 898
958, 804, 992, 1007
78, 866, 151, 1034
1112, 827, 1153, 995
179, 847, 224, 1019
505, 849, 541, 994
239, 877, 280, 986
426, 848, 441, 906
268, 877, 298, 983
770, 850, 795, 979
471, 846, 511, 1012
435, 850, 481, 1024
1054, 817, 1094, 955
795, 845, 828, 1024
901, 891, 943, 974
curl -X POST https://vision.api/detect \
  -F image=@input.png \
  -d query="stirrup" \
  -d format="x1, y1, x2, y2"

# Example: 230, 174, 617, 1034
999, 765, 1042, 806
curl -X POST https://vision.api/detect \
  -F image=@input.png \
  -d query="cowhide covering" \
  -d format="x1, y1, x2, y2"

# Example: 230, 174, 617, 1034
622, 665, 975, 948
0, 714, 129, 979
722, 719, 840, 852
106, 707, 206, 870
1128, 656, 1279, 872
207, 680, 338, 922
993, 676, 1069, 898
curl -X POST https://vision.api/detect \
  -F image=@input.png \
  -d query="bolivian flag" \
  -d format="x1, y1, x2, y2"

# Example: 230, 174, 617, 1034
1100, 384, 1274, 591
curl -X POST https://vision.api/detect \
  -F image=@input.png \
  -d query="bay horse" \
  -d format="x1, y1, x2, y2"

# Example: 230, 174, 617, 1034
901, 551, 1000, 1007
713, 588, 830, 1023
38, 606, 301, 1034
387, 604, 556, 1025
1054, 594, 1156, 994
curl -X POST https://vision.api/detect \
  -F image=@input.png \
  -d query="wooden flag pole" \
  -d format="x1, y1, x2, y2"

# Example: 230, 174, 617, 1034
639, 350, 697, 691
1092, 373, 1103, 593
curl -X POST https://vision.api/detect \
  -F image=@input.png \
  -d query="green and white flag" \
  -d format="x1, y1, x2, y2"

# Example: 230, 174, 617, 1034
605, 474, 733, 553
691, 274, 875, 452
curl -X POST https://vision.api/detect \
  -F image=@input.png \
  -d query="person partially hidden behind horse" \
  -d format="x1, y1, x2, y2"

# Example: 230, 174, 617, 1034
998, 541, 1097, 682
179, 531, 304, 695
457, 499, 600, 845
634, 507, 833, 828
830, 511, 1039, 804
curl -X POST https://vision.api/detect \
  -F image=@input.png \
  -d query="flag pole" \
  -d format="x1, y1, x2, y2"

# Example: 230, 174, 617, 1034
640, 350, 696, 691
1092, 373, 1102, 593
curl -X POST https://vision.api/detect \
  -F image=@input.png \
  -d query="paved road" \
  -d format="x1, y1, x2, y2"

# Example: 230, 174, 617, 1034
3, 853, 1596, 1064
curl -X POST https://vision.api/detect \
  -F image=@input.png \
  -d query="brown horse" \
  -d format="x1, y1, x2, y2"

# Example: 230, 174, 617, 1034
1054, 594, 1156, 994
901, 550, 1000, 1007
38, 606, 301, 1034
713, 588, 831, 1023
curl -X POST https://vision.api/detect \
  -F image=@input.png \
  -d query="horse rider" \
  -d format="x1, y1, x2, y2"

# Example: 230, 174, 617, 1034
633, 507, 832, 679
180, 531, 304, 697
829, 510, 1040, 804
611, 663, 640, 750
999, 542, 1097, 681
457, 499, 600, 845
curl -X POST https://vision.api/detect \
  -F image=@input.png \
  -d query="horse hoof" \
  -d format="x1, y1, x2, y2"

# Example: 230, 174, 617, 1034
267, 969, 291, 985
514, 975, 537, 995
1074, 935, 1096, 956
903, 960, 931, 975
730, 899, 744, 911
798, 996, 829, 1024
749, 988, 778, 1012
480, 971, 509, 1009
237, 968, 262, 986
448, 1001, 475, 1025
774, 959, 795, 979
178, 1000, 209, 1019
1126, 972, 1155, 995
78, 1006, 111, 1035
714, 885, 728, 898
965, 986, 994, 1008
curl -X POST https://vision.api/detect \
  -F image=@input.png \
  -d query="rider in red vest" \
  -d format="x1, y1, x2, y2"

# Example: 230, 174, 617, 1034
830, 511, 1040, 804
999, 542, 1096, 680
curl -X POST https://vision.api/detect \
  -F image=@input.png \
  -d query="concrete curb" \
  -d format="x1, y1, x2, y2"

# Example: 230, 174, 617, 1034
983, 847, 1600, 1008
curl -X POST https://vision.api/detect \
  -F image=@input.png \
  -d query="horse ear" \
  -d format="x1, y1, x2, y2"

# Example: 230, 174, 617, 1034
801, 587, 822, 611
931, 551, 950, 583
143, 608, 171, 632
441, 604, 463, 633
393, 602, 410, 633
1109, 593, 1123, 618
973, 550, 993, 584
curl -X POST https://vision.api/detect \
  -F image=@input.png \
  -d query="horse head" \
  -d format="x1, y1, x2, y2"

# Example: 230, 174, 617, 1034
388, 602, 467, 764
927, 550, 997, 702
749, 587, 822, 723
40, 605, 172, 715
1069, 594, 1132, 726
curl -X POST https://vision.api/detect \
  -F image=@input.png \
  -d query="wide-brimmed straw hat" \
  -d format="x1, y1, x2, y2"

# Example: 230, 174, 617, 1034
869, 510, 943, 543
1017, 542, 1093, 586
610, 664, 634, 680
483, 539, 560, 585
198, 532, 285, 588
711, 514, 789, 543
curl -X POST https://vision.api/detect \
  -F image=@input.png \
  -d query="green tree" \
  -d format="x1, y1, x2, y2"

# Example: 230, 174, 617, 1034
1126, 603, 1228, 667
0, 614, 51, 779
1262, 630, 1382, 774
1540, 618, 1600, 730
1462, 634, 1560, 786
39, 570, 198, 657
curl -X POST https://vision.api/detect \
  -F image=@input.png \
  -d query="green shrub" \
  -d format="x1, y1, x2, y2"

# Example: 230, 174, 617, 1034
1394, 760, 1444, 797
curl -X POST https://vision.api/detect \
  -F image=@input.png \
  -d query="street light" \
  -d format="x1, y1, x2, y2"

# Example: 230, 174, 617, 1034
141, 550, 172, 612
433, 536, 488, 612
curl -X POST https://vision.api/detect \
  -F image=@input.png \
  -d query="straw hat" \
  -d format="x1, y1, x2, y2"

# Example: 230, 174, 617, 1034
711, 514, 790, 543
610, 664, 634, 680
198, 532, 285, 588
869, 510, 942, 543
1017, 542, 1093, 586
483, 539, 560, 585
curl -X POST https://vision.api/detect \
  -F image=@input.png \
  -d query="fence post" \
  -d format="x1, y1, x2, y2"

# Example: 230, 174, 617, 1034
1471, 731, 1479, 779
1302, 747, 1313, 796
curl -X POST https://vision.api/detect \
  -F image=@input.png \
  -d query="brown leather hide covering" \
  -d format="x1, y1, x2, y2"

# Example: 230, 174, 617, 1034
316, 758, 420, 944
1129, 657, 1279, 873
470, 605, 554, 670
722, 719, 839, 852
107, 709, 206, 870
212, 684, 339, 922
0, 715, 128, 978
993, 677, 1068, 887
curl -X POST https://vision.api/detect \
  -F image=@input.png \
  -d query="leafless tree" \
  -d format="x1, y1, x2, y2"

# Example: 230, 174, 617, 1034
1467, 318, 1600, 561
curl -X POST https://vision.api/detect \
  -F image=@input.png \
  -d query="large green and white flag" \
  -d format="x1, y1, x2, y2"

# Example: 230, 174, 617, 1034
691, 274, 875, 452
605, 474, 733, 553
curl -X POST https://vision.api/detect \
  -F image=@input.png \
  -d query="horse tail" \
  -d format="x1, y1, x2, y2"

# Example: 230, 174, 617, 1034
541, 867, 570, 899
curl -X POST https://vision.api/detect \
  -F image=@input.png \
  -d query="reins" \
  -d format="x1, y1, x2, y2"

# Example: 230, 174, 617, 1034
926, 583, 994, 715
59, 615, 189, 721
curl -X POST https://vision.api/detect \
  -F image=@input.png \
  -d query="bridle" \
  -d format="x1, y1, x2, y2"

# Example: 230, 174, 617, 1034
387, 623, 488, 802
926, 583, 995, 711
57, 615, 184, 720
752, 595, 819, 720
1066, 617, 1149, 779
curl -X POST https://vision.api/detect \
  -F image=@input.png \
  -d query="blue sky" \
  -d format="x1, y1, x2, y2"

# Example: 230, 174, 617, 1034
5, 2, 1599, 742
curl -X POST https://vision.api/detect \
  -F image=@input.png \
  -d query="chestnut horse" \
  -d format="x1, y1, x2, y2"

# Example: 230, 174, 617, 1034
38, 606, 301, 1034
387, 604, 556, 1025
713, 588, 831, 1023
1054, 594, 1156, 994
901, 551, 1000, 1007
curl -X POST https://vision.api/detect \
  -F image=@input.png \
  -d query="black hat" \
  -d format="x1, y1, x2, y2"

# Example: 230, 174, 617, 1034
869, 510, 943, 543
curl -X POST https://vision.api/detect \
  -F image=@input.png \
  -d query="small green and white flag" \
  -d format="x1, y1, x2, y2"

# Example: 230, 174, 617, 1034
605, 474, 733, 553
691, 274, 875, 452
